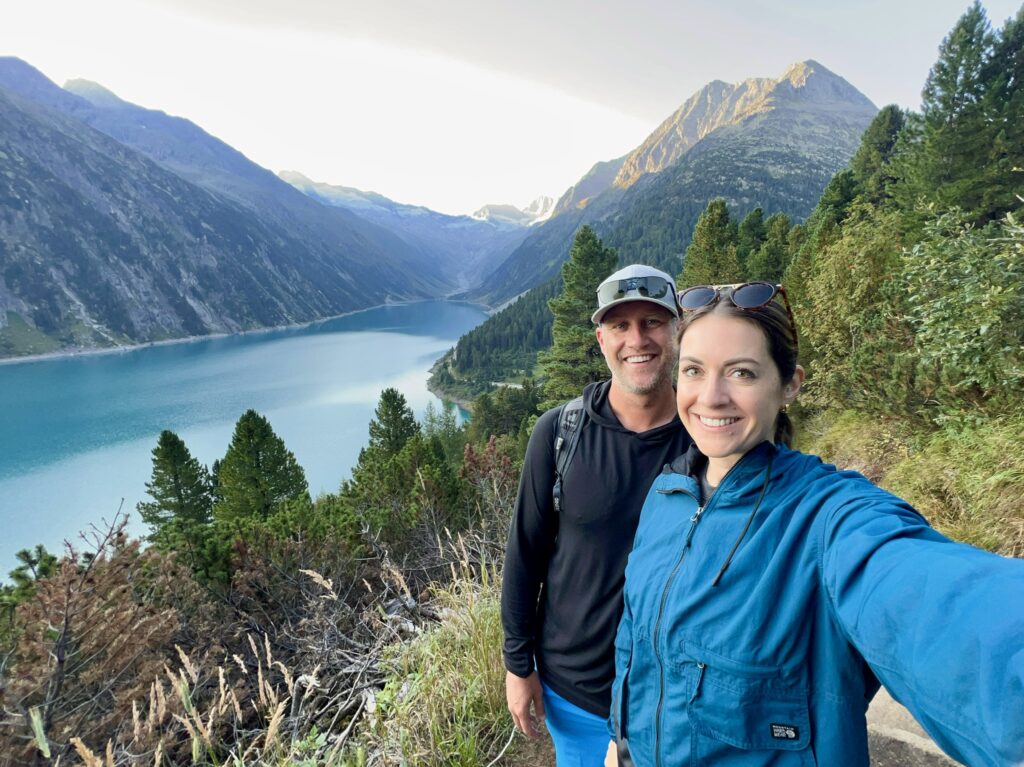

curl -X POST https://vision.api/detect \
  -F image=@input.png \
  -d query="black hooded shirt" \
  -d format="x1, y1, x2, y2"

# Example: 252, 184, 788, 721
501, 380, 691, 717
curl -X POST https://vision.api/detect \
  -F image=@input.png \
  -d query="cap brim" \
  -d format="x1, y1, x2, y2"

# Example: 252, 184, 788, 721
592, 296, 679, 324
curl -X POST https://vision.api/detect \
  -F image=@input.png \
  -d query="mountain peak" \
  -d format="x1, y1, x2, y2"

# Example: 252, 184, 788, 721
63, 79, 128, 108
611, 60, 875, 190
0, 57, 91, 115
781, 59, 825, 86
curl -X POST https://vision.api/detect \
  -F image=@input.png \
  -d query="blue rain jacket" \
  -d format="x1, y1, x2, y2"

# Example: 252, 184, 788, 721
611, 441, 1024, 766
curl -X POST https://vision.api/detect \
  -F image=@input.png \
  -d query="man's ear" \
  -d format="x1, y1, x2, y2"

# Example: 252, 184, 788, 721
595, 324, 605, 350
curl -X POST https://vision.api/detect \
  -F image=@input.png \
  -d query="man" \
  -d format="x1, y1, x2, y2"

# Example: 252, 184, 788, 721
502, 264, 692, 766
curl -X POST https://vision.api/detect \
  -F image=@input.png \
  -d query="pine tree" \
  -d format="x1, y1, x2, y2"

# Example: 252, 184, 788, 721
214, 410, 309, 524
680, 199, 742, 287
897, 2, 996, 219
736, 207, 766, 273
368, 388, 421, 457
0, 545, 57, 614
849, 105, 906, 206
421, 400, 465, 464
137, 430, 213, 553
538, 226, 617, 407
979, 7, 1024, 220
746, 213, 791, 283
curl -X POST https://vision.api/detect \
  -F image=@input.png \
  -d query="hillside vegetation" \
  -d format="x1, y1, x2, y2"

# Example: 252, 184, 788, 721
1, 4, 1022, 766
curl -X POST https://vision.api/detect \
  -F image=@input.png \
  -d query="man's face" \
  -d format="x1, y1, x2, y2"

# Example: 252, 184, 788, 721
596, 302, 677, 396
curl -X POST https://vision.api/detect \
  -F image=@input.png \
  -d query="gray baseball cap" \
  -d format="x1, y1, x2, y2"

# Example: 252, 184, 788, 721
591, 264, 680, 324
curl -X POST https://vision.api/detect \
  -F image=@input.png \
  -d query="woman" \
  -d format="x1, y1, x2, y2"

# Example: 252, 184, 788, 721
610, 282, 1024, 766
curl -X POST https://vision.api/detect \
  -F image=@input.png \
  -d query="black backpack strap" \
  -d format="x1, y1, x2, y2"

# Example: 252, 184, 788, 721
552, 396, 585, 514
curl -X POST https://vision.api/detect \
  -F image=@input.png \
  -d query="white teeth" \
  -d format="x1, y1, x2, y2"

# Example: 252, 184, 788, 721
699, 416, 738, 427
624, 354, 653, 363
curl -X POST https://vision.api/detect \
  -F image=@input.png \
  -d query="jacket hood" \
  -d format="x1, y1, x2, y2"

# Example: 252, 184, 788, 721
582, 380, 684, 441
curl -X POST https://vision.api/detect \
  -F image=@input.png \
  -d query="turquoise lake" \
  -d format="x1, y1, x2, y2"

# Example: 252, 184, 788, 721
0, 301, 487, 574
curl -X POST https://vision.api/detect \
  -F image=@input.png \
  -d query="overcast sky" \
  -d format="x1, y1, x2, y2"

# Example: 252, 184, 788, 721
2, 0, 1020, 215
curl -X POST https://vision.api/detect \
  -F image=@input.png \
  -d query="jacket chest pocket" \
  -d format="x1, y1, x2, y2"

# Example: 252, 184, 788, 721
688, 665, 816, 766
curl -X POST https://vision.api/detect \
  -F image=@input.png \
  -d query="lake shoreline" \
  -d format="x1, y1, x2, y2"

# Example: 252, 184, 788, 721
0, 298, 489, 367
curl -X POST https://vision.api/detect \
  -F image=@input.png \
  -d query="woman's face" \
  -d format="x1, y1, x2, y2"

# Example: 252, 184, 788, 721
676, 311, 802, 480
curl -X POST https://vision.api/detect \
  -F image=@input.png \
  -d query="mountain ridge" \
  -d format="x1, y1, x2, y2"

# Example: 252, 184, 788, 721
0, 60, 453, 357
465, 59, 877, 306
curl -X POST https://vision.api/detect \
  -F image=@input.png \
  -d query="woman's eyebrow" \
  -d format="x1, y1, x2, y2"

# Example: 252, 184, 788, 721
679, 355, 763, 366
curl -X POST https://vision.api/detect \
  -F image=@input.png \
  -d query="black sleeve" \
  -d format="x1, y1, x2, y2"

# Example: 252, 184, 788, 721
501, 407, 560, 677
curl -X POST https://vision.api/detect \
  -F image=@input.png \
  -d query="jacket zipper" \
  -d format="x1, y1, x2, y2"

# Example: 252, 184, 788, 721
651, 486, 704, 767
649, 455, 754, 767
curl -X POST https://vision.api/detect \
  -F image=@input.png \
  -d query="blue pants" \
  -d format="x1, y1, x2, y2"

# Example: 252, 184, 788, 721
541, 680, 610, 767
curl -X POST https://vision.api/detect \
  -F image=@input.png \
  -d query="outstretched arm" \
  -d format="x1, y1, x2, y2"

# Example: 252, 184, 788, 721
821, 482, 1024, 765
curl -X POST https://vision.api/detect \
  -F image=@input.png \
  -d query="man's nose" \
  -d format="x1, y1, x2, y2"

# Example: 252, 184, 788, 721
626, 323, 648, 347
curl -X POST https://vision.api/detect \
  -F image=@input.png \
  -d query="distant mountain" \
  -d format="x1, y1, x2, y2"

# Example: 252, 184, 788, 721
471, 197, 554, 226
279, 171, 527, 291
0, 59, 449, 357
467, 60, 877, 306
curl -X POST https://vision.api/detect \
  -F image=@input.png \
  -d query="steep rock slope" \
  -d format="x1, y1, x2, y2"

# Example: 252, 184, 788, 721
0, 83, 432, 356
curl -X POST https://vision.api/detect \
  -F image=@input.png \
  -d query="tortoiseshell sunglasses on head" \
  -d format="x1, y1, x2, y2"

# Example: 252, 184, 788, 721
676, 282, 798, 354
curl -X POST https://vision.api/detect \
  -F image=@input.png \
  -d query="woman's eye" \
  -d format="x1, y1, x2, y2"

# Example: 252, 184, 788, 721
681, 366, 701, 378
730, 368, 756, 379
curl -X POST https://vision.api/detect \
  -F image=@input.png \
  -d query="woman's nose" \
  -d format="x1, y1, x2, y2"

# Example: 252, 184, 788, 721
698, 376, 730, 406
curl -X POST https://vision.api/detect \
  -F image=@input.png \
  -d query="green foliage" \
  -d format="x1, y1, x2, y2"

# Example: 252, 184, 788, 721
848, 105, 906, 206
979, 7, 1024, 221
802, 409, 1024, 558
892, 3, 1023, 225
538, 226, 617, 407
0, 311, 62, 357
448, 279, 557, 383
213, 410, 310, 525
467, 379, 542, 448
885, 414, 1024, 556
901, 210, 1024, 420
680, 199, 742, 287
745, 213, 791, 283
368, 389, 421, 456
421, 401, 467, 465
0, 545, 57, 622
334, 390, 470, 558
797, 205, 918, 415
736, 207, 766, 271
138, 430, 215, 564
